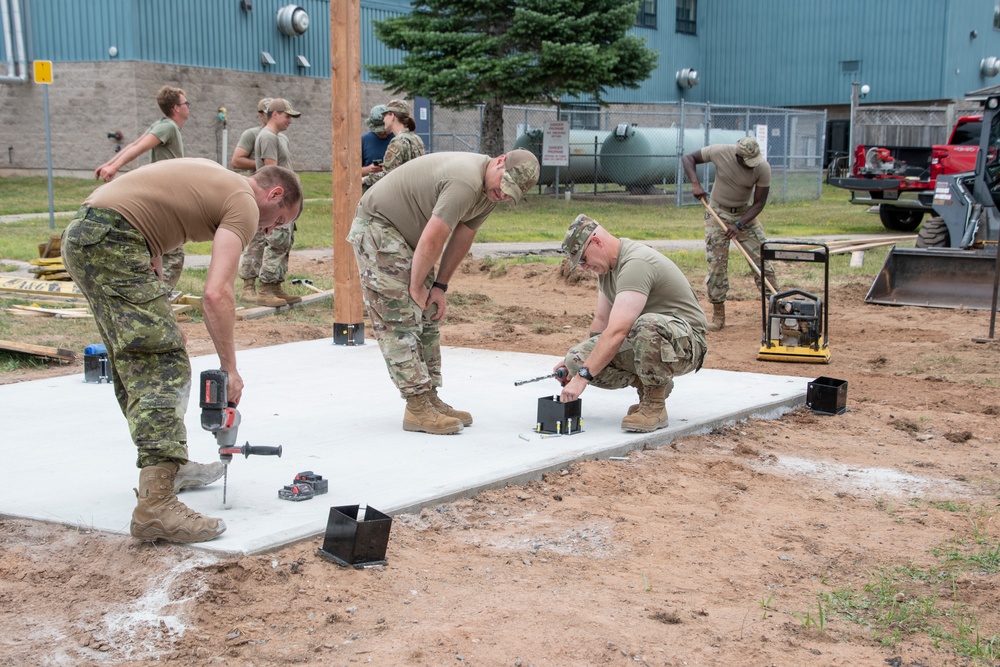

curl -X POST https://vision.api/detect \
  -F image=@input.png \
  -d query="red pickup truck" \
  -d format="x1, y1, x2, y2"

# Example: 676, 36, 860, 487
827, 115, 982, 231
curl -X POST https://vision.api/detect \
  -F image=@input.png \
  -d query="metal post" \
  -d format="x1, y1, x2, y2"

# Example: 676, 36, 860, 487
43, 84, 54, 230
676, 99, 685, 207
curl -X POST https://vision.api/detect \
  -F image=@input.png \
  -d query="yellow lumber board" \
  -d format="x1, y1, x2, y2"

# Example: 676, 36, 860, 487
28, 257, 65, 266
0, 276, 83, 296
0, 339, 76, 361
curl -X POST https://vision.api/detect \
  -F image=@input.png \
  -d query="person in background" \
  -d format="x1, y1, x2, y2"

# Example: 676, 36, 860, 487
361, 99, 425, 190
681, 137, 777, 331
361, 104, 393, 185
238, 98, 303, 307
230, 97, 272, 173
94, 85, 190, 289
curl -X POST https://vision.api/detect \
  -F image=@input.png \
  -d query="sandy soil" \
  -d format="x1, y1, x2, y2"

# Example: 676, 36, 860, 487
2, 250, 1000, 667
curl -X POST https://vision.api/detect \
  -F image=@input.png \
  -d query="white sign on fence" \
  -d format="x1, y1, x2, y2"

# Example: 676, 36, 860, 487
542, 121, 570, 167
755, 124, 769, 161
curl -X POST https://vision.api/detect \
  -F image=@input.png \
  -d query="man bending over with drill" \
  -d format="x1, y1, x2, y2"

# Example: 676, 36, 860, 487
62, 158, 302, 543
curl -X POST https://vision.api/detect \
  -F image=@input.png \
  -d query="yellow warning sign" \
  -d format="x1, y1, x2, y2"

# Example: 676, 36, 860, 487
33, 60, 53, 84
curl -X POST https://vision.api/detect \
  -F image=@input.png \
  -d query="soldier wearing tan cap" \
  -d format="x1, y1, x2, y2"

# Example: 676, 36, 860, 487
231, 97, 272, 173
682, 137, 777, 331
362, 99, 425, 189
349, 148, 539, 435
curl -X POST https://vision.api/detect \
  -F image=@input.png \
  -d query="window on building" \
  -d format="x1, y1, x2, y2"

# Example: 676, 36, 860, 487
560, 105, 600, 131
994, 7, 1000, 30
635, 0, 656, 29
676, 0, 697, 35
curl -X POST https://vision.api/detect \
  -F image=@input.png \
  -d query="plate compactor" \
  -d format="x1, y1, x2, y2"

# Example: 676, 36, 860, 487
757, 241, 831, 364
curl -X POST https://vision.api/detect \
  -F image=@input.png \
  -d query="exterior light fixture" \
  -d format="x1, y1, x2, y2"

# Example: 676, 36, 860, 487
277, 5, 309, 36
260, 51, 275, 66
295, 55, 311, 69
675, 68, 699, 89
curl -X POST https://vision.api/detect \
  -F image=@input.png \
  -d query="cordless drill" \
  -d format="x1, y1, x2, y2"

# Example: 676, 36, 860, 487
199, 369, 282, 503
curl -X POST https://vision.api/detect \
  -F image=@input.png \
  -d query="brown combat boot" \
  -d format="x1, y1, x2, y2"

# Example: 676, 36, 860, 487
174, 460, 225, 493
240, 278, 256, 301
626, 378, 646, 416
707, 302, 725, 332
256, 282, 290, 308
620, 385, 669, 433
403, 392, 463, 434
428, 388, 473, 426
131, 462, 226, 543
262, 281, 302, 305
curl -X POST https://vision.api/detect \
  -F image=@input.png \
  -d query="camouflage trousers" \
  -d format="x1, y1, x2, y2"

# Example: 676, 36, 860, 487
160, 246, 185, 289
563, 314, 707, 399
348, 212, 441, 398
238, 222, 295, 284
703, 203, 777, 304
62, 206, 191, 469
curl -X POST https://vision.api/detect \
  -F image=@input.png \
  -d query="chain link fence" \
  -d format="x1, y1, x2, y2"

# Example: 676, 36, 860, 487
427, 102, 827, 205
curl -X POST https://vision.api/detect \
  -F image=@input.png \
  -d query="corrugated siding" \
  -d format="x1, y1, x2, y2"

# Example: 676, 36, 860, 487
14, 0, 409, 79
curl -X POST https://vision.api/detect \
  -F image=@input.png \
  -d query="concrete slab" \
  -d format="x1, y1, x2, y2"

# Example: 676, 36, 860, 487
1, 340, 807, 556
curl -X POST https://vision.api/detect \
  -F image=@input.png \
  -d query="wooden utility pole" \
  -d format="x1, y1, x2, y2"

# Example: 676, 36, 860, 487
331, 0, 365, 345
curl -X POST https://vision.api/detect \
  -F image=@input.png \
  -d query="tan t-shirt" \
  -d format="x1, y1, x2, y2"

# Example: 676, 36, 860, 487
360, 152, 497, 250
599, 239, 708, 334
85, 158, 259, 256
701, 144, 771, 208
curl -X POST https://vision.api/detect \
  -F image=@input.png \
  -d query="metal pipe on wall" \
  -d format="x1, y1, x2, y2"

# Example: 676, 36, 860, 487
0, 0, 28, 84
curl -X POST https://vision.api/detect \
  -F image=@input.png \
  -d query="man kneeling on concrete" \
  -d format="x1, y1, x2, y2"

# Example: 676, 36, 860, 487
62, 158, 302, 543
555, 215, 709, 432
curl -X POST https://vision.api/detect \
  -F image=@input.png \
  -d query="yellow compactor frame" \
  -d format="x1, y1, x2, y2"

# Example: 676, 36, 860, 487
757, 241, 831, 364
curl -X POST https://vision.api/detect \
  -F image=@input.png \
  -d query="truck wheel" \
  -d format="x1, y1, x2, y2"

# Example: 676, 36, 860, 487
915, 216, 949, 248
878, 206, 924, 232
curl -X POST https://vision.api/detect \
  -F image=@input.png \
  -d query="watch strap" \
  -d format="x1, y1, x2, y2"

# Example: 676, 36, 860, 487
432, 281, 448, 292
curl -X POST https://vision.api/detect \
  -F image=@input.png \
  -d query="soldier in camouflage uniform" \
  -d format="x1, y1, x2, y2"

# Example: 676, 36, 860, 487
94, 85, 190, 289
557, 215, 708, 433
361, 99, 425, 190
239, 98, 303, 308
62, 158, 302, 544
349, 149, 539, 434
681, 137, 777, 331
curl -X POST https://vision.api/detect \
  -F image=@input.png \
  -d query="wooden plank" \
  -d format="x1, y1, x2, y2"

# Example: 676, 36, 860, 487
0, 276, 83, 296
236, 289, 334, 321
0, 339, 76, 361
28, 257, 65, 266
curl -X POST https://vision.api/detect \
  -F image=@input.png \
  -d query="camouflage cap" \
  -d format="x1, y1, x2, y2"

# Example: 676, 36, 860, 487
500, 149, 540, 204
561, 214, 599, 269
385, 99, 411, 118
367, 104, 388, 133
736, 137, 764, 167
257, 97, 273, 113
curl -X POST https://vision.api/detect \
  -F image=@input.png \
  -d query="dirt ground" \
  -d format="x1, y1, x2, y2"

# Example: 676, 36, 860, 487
3, 250, 1000, 667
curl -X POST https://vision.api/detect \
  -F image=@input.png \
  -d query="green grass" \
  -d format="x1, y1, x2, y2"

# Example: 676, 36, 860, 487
0, 174, 887, 261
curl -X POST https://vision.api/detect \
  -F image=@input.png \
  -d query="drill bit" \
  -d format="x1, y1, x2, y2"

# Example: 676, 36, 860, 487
222, 464, 228, 505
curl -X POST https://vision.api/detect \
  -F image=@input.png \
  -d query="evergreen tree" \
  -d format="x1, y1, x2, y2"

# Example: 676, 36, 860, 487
369, 0, 658, 156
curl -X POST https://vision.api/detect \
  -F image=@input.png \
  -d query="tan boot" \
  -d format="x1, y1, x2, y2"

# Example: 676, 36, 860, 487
174, 460, 225, 493
261, 281, 302, 305
626, 378, 645, 416
403, 392, 463, 434
131, 462, 226, 543
620, 385, 669, 433
256, 282, 290, 308
240, 278, 256, 301
428, 388, 473, 426
707, 302, 725, 332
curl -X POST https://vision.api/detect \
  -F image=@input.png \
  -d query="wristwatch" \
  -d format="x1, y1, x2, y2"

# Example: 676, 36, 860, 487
734, 220, 745, 231
577, 366, 594, 381
432, 281, 448, 292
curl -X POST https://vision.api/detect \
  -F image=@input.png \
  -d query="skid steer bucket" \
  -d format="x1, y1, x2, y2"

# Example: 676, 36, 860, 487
865, 246, 999, 310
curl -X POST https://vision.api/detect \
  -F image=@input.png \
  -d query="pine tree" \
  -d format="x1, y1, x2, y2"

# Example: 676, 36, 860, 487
369, 0, 657, 156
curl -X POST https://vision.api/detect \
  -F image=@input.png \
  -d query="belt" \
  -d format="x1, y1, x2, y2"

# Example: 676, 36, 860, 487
712, 204, 746, 214
82, 206, 133, 230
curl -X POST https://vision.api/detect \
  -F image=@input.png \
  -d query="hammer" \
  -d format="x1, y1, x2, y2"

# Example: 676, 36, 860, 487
700, 198, 777, 294
290, 278, 325, 294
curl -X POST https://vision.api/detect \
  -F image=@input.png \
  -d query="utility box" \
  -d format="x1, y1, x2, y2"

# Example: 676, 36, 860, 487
83, 344, 110, 384
806, 376, 848, 415
536, 396, 583, 434
317, 505, 392, 568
